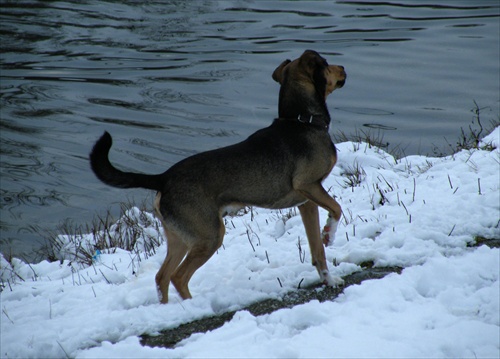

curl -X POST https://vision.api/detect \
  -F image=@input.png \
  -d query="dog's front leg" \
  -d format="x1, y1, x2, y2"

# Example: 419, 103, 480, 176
298, 201, 343, 287
296, 182, 341, 246
321, 213, 339, 247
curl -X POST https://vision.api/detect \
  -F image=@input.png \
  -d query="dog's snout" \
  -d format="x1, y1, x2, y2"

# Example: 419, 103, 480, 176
329, 65, 346, 80
336, 66, 347, 88
339, 68, 347, 84
339, 66, 346, 78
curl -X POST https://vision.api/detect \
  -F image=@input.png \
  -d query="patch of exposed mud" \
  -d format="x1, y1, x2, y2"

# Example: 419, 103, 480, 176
140, 266, 402, 349
468, 236, 500, 248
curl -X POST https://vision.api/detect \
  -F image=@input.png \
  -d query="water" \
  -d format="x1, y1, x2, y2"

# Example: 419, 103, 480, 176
1, 1, 499, 260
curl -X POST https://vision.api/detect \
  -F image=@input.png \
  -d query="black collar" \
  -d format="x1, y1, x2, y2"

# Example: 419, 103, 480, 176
295, 114, 329, 129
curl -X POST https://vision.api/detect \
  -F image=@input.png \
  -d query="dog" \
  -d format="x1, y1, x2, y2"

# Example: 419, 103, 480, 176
90, 50, 346, 303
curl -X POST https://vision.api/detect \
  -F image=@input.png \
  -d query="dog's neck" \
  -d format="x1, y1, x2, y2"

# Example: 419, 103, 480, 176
278, 86, 331, 129
292, 113, 330, 129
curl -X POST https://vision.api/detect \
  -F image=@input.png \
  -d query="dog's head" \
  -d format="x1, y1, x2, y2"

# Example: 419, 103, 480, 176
272, 50, 346, 100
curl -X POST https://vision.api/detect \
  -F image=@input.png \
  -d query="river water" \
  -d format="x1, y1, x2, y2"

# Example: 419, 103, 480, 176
1, 1, 499, 260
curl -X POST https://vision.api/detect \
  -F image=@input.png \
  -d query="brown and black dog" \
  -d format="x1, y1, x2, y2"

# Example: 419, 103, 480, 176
90, 50, 346, 303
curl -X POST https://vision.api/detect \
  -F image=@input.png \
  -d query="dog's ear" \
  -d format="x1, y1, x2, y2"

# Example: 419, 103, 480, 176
272, 59, 291, 84
299, 50, 326, 77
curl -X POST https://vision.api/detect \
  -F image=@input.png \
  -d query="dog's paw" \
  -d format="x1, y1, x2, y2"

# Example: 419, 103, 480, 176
321, 270, 344, 287
321, 216, 338, 246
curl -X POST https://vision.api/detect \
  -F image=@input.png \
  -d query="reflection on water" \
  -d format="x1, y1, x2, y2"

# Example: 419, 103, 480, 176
1, 1, 499, 260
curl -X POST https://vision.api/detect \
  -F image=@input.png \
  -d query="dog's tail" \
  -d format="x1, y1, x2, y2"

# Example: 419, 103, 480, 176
90, 131, 164, 191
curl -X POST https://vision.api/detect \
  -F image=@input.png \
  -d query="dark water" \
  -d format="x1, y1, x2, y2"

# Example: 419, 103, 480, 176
1, 1, 499, 260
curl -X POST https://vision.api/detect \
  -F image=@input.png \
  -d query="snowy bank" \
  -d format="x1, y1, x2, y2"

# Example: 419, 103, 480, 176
1, 128, 499, 358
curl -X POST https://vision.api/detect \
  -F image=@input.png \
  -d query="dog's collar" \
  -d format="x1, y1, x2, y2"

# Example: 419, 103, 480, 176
296, 114, 329, 129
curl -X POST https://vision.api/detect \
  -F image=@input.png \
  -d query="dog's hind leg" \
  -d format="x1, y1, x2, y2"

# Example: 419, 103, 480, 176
171, 217, 225, 300
298, 201, 344, 287
155, 228, 188, 304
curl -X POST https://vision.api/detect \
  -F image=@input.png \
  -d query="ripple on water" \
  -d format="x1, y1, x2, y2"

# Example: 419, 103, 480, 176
336, 107, 395, 116
141, 87, 226, 106
88, 116, 165, 130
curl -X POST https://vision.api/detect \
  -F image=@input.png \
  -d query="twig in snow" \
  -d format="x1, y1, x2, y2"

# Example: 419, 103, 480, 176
401, 201, 409, 216
412, 178, 416, 202
174, 297, 186, 311
56, 340, 70, 359
448, 224, 456, 237
99, 269, 111, 284
297, 278, 304, 289
277, 277, 283, 288
24, 260, 38, 281
378, 174, 394, 191
2, 307, 14, 325
246, 229, 255, 252
296, 237, 306, 263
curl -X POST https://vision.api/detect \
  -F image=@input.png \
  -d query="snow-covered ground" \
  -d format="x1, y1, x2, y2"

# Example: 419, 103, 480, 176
1, 128, 499, 358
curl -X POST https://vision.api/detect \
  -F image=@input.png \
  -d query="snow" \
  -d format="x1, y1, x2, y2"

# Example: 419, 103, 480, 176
1, 128, 499, 358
